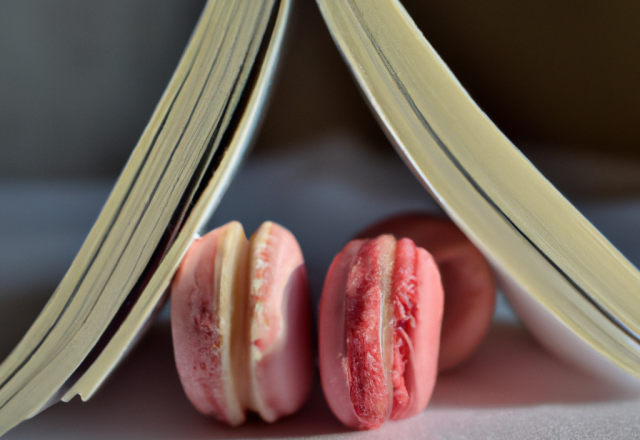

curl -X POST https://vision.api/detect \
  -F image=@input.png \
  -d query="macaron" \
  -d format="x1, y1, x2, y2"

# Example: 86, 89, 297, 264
319, 235, 444, 430
358, 213, 496, 372
171, 221, 314, 426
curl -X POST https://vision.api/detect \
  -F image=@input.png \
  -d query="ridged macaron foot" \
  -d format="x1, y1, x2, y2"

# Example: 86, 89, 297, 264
319, 235, 444, 429
171, 221, 314, 426
358, 213, 496, 372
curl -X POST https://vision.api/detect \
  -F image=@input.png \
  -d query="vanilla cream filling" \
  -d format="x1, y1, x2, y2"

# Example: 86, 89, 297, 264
379, 239, 396, 419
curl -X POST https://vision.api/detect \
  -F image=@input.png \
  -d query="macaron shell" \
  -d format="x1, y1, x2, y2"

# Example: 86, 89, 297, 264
170, 222, 247, 426
248, 222, 314, 422
436, 241, 495, 371
319, 240, 363, 429
390, 247, 443, 420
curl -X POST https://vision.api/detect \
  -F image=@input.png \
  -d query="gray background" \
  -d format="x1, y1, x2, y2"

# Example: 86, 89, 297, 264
1, 0, 640, 198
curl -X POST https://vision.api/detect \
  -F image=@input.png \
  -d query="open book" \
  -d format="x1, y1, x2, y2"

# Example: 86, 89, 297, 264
317, 0, 640, 386
1, 0, 639, 436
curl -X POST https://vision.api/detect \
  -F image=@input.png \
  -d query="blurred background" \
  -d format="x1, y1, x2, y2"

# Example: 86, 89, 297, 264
1, 0, 640, 199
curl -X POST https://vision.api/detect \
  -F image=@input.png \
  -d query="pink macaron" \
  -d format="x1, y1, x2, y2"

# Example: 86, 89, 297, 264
171, 221, 314, 426
319, 235, 444, 430
358, 213, 496, 372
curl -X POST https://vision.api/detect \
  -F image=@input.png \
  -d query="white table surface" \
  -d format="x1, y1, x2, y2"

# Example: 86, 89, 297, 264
2, 133, 640, 439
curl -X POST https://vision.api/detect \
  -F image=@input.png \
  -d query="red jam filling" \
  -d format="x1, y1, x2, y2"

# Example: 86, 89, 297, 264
345, 237, 390, 429
345, 236, 419, 429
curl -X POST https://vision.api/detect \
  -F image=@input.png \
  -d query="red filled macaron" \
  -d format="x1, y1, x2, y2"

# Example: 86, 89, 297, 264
171, 221, 314, 426
319, 235, 444, 430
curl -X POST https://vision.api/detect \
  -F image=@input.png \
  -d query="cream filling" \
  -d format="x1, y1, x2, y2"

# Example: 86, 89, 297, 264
219, 221, 278, 422
379, 238, 396, 420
